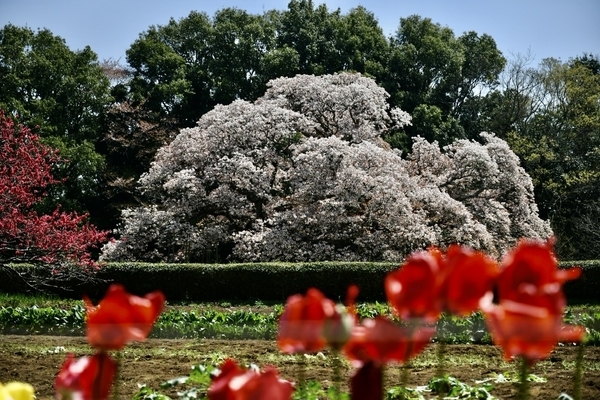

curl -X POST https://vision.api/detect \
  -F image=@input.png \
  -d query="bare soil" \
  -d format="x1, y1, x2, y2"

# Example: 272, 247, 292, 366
1, 335, 599, 399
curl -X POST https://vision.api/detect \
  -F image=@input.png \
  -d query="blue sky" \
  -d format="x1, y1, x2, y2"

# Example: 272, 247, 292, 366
1, 0, 598, 67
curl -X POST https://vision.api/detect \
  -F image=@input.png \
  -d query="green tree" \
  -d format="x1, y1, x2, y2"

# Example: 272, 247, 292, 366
126, 9, 279, 128
263, 3, 389, 80
335, 6, 389, 76
276, 0, 343, 75
0, 24, 112, 224
209, 8, 278, 104
126, 13, 202, 126
506, 56, 600, 259
382, 16, 505, 148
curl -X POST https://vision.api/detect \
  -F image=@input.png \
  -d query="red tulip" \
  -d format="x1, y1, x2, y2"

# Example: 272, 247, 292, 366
85, 284, 165, 350
484, 300, 585, 365
277, 288, 336, 353
208, 359, 294, 400
208, 359, 247, 400
385, 248, 443, 322
55, 352, 117, 400
484, 239, 585, 365
441, 245, 499, 316
344, 317, 434, 400
385, 245, 499, 322
344, 317, 435, 366
497, 239, 581, 313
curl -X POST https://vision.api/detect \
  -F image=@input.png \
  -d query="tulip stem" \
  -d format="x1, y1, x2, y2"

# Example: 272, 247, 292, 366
94, 351, 106, 400
297, 353, 306, 391
517, 356, 530, 400
435, 339, 446, 379
573, 343, 584, 400
400, 361, 410, 389
112, 351, 122, 400
332, 349, 342, 399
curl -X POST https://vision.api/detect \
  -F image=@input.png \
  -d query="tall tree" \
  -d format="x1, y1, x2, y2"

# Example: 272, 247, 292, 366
209, 8, 278, 104
335, 6, 389, 76
123, 3, 391, 130
505, 55, 600, 259
101, 74, 549, 263
126, 9, 278, 128
0, 24, 112, 224
382, 16, 505, 148
126, 13, 202, 126
276, 0, 343, 75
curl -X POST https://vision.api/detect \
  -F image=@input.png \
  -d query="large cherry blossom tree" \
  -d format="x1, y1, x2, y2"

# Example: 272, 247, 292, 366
101, 73, 551, 262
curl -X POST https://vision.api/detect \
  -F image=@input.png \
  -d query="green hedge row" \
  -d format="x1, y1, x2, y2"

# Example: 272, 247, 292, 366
0, 260, 598, 302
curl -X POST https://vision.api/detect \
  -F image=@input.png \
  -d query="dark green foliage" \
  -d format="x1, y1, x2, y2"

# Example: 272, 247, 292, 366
1, 261, 598, 303
504, 56, 600, 259
560, 260, 600, 302
122, 2, 390, 130
382, 16, 506, 150
0, 24, 112, 223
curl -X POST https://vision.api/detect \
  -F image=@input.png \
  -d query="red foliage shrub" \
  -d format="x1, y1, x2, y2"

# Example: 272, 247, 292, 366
0, 111, 108, 271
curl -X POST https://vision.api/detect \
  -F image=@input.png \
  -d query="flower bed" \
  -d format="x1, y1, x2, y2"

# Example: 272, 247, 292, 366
1, 239, 597, 399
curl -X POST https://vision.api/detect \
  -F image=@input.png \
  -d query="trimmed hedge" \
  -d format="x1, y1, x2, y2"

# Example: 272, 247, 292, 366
559, 260, 600, 303
0, 260, 598, 302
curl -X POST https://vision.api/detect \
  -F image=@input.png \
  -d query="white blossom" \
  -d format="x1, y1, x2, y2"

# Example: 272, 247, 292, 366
101, 73, 551, 263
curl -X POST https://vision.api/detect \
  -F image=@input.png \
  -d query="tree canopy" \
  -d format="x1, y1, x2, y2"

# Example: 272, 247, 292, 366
504, 55, 600, 258
100, 73, 550, 263
0, 24, 112, 226
2, 3, 596, 260
382, 15, 506, 148
0, 112, 108, 282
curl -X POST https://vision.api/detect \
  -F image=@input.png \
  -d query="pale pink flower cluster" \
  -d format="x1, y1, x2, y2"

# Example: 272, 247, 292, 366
101, 73, 550, 262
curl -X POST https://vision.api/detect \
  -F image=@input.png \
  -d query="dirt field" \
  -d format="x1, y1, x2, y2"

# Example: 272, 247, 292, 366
0, 335, 599, 399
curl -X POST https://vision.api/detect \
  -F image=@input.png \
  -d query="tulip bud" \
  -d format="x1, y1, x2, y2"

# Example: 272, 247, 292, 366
323, 304, 355, 350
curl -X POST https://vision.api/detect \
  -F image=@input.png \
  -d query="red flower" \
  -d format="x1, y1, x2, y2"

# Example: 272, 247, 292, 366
208, 359, 246, 400
497, 239, 581, 313
385, 245, 499, 321
344, 317, 434, 366
344, 317, 434, 400
440, 245, 499, 316
484, 300, 585, 364
484, 238, 585, 364
385, 249, 443, 322
277, 288, 336, 353
85, 284, 165, 350
208, 359, 294, 400
55, 352, 117, 400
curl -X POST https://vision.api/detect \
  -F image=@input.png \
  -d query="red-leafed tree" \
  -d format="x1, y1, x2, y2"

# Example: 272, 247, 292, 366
0, 111, 108, 287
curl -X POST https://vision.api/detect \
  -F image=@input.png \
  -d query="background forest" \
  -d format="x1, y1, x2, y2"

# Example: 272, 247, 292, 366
1, 0, 599, 261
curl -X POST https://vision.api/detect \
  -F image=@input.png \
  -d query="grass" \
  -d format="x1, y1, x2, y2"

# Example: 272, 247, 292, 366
0, 292, 84, 309
1, 293, 600, 344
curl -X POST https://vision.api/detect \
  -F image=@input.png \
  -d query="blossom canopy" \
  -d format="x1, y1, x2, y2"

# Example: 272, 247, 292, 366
101, 73, 551, 263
